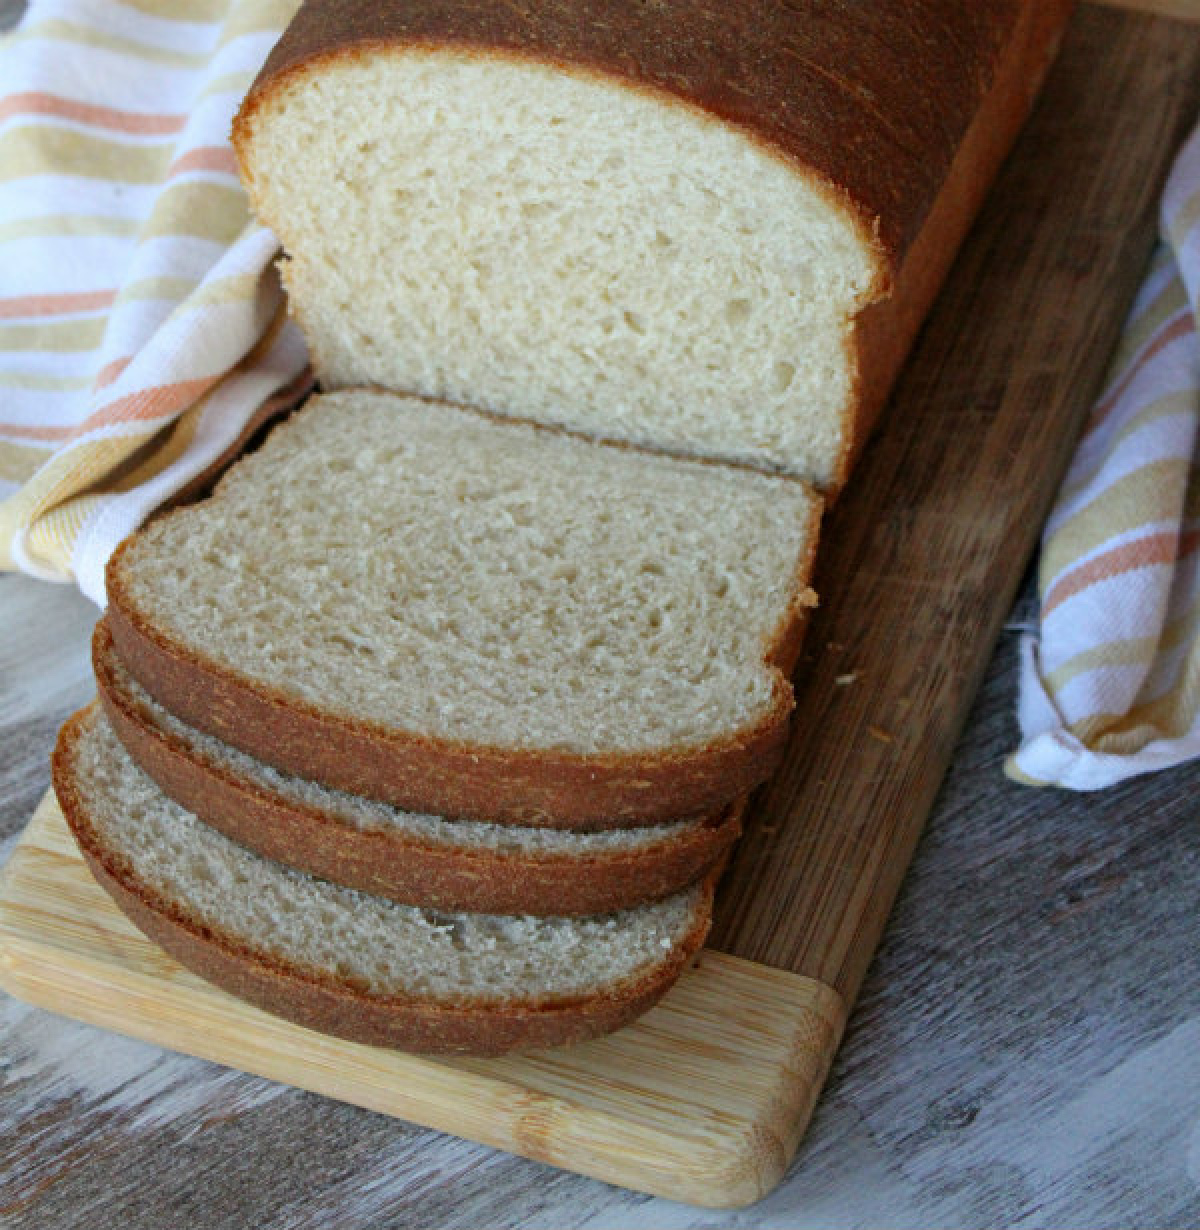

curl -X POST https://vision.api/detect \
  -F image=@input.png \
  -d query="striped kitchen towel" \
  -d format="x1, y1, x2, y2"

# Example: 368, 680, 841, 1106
1009, 119, 1200, 790
0, 0, 309, 607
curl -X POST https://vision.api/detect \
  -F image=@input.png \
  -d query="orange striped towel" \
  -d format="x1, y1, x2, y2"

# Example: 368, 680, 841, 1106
1009, 121, 1200, 789
0, 0, 309, 605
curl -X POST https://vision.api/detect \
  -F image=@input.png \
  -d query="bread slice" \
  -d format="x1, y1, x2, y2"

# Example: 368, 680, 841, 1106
233, 0, 1073, 489
54, 705, 712, 1056
94, 622, 739, 915
106, 390, 820, 829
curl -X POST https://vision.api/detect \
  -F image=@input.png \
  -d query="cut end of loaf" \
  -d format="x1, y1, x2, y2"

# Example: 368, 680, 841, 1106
235, 47, 882, 486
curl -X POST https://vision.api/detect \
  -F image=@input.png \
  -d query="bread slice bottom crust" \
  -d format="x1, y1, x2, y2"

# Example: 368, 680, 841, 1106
94, 621, 740, 915
54, 707, 714, 1056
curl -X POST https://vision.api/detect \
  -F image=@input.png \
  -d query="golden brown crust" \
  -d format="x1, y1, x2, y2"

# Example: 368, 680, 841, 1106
235, 0, 1032, 278
53, 707, 713, 1056
93, 622, 740, 915
104, 505, 809, 829
834, 0, 1076, 489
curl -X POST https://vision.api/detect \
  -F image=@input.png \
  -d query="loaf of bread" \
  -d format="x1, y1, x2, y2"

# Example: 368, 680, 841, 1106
94, 622, 740, 915
106, 390, 820, 828
55, 705, 712, 1056
233, 0, 1073, 489
53, 3, 1077, 1059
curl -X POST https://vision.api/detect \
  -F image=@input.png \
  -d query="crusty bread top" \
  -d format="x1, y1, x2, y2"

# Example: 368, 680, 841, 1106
240, 0, 1023, 277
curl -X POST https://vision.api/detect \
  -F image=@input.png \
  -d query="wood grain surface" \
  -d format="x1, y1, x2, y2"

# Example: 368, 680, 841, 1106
711, 6, 1200, 1007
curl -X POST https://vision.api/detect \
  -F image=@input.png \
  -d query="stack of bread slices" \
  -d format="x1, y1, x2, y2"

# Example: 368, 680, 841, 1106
52, 0, 1073, 1055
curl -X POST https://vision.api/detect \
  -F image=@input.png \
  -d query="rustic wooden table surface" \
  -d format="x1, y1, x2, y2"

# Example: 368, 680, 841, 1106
3, 1, 1200, 1226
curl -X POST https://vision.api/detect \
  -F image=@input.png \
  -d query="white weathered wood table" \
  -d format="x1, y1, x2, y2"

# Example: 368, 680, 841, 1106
3, 0, 1200, 1225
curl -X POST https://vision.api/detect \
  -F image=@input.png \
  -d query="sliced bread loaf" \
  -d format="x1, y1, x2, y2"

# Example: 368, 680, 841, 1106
106, 390, 820, 828
54, 705, 712, 1056
233, 0, 1073, 488
94, 622, 739, 915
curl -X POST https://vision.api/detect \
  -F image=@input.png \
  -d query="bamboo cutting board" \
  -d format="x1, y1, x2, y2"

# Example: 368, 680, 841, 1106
2, 4, 1200, 1210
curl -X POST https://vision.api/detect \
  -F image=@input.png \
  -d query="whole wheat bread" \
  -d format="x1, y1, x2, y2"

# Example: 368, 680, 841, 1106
106, 391, 820, 828
54, 705, 712, 1056
94, 622, 739, 914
